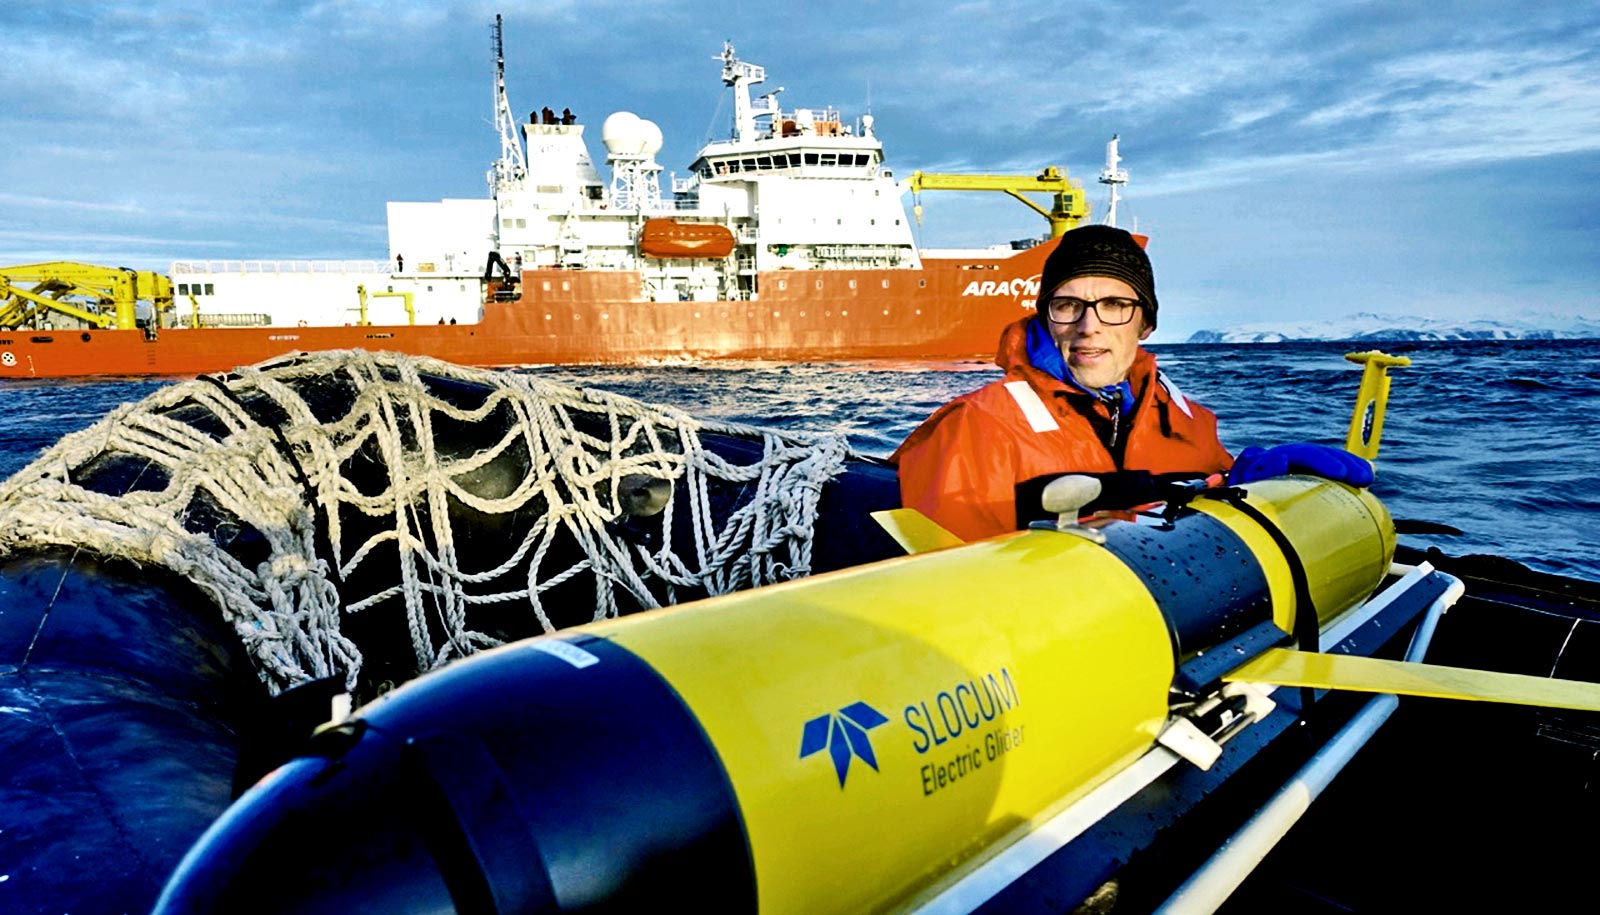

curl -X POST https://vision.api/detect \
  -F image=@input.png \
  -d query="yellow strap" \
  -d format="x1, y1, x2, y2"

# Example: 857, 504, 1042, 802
1226, 647, 1600, 713
870, 508, 965, 555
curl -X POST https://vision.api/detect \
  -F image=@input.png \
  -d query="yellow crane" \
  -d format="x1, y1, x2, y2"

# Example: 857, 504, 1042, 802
0, 261, 175, 331
903, 166, 1090, 238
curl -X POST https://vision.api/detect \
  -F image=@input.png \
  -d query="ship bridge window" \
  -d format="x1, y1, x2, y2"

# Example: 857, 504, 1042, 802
757, 155, 772, 169
205, 283, 214, 295
741, 158, 757, 171
804, 153, 819, 165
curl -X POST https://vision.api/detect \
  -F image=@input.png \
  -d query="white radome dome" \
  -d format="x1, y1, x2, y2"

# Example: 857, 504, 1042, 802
639, 119, 663, 156
602, 111, 656, 156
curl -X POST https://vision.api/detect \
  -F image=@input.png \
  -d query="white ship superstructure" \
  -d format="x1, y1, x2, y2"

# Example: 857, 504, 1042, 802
176, 39, 927, 325
393, 42, 919, 305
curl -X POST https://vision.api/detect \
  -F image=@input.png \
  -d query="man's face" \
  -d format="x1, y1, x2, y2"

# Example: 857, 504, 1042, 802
1044, 275, 1152, 390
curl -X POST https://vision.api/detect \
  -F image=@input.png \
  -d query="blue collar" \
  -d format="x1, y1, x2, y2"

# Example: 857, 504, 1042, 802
1025, 317, 1134, 416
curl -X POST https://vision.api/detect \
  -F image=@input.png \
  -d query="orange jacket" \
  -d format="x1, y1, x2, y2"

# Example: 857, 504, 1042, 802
891, 318, 1233, 541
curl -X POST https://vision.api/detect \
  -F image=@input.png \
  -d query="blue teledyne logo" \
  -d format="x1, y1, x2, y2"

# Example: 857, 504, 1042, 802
799, 701, 890, 787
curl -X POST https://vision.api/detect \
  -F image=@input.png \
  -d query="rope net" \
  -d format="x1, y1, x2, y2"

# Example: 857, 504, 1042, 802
0, 351, 856, 699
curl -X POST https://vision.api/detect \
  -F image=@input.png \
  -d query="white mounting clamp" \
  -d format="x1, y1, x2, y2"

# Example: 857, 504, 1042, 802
1030, 475, 1107, 544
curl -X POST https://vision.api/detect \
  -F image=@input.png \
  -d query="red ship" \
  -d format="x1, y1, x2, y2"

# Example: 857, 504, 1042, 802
0, 24, 1120, 380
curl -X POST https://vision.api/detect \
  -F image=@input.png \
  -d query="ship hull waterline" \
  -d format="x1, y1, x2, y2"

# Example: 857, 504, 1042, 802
0, 248, 1053, 379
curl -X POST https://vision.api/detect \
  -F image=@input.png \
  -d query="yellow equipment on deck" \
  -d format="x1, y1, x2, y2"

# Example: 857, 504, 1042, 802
0, 261, 176, 331
904, 167, 1090, 238
355, 284, 417, 326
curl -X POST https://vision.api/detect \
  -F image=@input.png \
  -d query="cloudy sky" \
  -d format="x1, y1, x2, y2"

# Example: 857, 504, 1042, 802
5, 1, 1597, 342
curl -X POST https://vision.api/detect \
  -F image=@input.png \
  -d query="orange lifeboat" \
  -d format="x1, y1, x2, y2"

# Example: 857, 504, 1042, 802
638, 219, 736, 259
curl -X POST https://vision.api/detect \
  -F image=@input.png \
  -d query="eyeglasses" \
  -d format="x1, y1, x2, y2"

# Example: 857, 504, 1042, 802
1043, 296, 1142, 326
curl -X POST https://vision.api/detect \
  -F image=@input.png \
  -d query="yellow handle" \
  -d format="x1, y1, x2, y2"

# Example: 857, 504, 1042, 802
1343, 351, 1411, 461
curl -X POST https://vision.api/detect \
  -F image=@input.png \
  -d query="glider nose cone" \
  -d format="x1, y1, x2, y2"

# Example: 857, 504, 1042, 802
153, 722, 473, 914
155, 638, 754, 914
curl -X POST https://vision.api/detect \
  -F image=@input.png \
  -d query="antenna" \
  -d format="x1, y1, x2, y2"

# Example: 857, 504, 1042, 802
1098, 134, 1128, 229
492, 14, 527, 190
719, 42, 776, 142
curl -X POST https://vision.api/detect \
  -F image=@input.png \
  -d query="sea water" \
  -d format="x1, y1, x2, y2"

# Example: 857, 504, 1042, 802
1, 339, 1595, 581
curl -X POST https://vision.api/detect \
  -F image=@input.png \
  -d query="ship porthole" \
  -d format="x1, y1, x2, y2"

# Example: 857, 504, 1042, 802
545, 314, 552, 320
694, 312, 701, 318
842, 309, 849, 316
81, 332, 91, 342
798, 311, 806, 317
882, 309, 890, 316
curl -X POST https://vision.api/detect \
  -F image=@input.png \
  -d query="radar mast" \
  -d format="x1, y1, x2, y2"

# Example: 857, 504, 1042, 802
491, 14, 527, 192
719, 43, 781, 143
1098, 134, 1129, 228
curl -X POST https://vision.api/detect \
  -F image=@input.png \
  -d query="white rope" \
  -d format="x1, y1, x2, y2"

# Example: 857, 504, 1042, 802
0, 351, 853, 696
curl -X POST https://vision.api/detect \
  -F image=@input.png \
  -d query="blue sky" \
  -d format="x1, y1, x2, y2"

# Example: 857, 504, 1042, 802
4, 1, 1597, 342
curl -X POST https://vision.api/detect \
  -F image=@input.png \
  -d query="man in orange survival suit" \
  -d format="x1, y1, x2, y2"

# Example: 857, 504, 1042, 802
892, 225, 1371, 541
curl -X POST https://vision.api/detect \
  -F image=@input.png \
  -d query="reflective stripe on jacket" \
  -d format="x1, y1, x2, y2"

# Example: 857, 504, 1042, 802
891, 317, 1234, 541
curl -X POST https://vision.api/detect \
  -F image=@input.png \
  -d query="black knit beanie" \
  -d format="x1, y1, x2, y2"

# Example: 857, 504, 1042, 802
1038, 225, 1157, 329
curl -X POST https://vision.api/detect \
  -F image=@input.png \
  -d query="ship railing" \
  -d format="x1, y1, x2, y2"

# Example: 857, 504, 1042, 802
196, 313, 273, 328
628, 198, 699, 214
813, 245, 908, 261
170, 260, 392, 276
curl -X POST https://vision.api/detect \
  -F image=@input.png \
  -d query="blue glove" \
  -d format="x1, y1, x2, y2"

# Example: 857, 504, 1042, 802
1227, 443, 1374, 487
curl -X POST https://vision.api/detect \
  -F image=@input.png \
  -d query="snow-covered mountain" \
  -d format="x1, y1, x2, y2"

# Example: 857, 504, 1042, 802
1185, 311, 1600, 344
